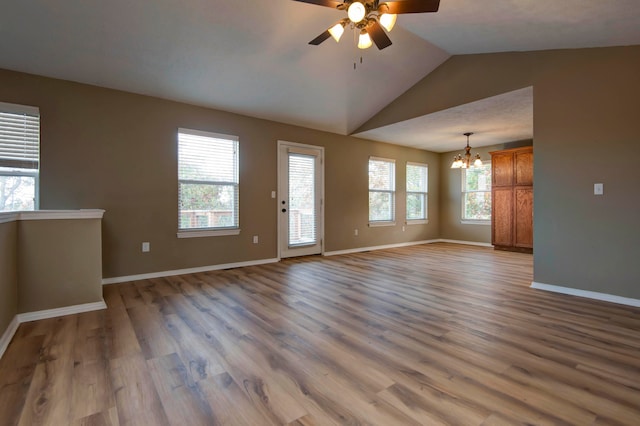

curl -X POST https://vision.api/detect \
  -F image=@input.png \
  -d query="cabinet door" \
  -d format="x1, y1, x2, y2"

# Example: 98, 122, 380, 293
514, 187, 533, 248
492, 153, 513, 187
515, 150, 533, 186
492, 187, 513, 247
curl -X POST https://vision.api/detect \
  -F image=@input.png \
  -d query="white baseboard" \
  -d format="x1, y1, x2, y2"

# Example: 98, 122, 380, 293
0, 315, 19, 360
16, 300, 107, 323
437, 239, 494, 248
531, 282, 640, 308
324, 239, 493, 256
106, 242, 493, 283
324, 240, 440, 256
102, 258, 280, 285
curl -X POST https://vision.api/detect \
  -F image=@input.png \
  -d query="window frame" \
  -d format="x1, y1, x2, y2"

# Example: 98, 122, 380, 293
0, 101, 40, 212
461, 162, 492, 225
368, 156, 396, 226
406, 162, 428, 224
177, 128, 240, 239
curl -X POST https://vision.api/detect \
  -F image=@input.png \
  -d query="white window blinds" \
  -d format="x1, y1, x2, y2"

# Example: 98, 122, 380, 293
368, 157, 396, 223
0, 102, 40, 170
178, 129, 239, 230
406, 162, 428, 221
288, 153, 317, 247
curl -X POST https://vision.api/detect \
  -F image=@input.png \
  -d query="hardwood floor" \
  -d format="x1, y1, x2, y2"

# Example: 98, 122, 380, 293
1, 243, 639, 425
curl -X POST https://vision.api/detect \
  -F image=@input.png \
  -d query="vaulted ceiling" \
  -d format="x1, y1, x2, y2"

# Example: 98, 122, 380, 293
1, 0, 639, 152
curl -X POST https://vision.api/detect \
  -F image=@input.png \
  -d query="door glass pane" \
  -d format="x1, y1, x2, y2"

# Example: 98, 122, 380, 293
288, 153, 316, 247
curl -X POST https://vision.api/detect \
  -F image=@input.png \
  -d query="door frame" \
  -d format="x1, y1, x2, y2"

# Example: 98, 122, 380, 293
277, 140, 325, 259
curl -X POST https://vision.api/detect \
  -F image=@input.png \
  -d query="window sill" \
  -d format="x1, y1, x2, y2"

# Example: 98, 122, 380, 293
368, 221, 396, 228
177, 228, 241, 238
461, 220, 491, 226
406, 219, 429, 225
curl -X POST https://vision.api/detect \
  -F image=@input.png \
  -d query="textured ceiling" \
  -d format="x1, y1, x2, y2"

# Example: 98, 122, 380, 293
0, 0, 639, 147
354, 87, 533, 152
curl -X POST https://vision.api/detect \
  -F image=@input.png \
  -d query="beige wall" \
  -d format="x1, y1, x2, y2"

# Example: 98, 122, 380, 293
0, 221, 18, 336
326, 140, 440, 250
533, 48, 640, 299
0, 69, 439, 279
2, 45, 638, 300
364, 45, 640, 299
439, 141, 532, 244
17, 218, 103, 312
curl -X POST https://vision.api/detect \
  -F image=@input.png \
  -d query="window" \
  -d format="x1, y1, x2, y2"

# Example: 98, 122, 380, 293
462, 163, 491, 222
406, 162, 428, 222
0, 102, 40, 212
178, 129, 239, 237
369, 157, 395, 224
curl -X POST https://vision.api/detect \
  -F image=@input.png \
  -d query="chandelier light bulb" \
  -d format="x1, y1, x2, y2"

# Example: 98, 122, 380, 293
328, 22, 345, 42
358, 30, 373, 49
348, 2, 367, 23
379, 13, 397, 32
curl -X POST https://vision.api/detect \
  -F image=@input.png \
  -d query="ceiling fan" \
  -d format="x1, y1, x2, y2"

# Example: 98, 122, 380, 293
293, 0, 441, 50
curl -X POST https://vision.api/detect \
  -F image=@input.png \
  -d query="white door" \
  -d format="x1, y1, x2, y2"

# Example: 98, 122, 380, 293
278, 141, 324, 258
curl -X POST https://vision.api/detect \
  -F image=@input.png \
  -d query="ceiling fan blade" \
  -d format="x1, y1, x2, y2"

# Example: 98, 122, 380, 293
292, 0, 344, 9
367, 21, 392, 50
383, 0, 440, 14
309, 30, 332, 45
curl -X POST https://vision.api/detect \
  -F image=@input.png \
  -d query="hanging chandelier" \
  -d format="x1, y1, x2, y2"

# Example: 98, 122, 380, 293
451, 132, 483, 169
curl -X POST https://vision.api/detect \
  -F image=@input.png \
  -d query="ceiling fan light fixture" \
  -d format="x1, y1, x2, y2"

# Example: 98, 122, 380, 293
348, 2, 366, 23
379, 13, 397, 32
358, 29, 373, 49
328, 22, 345, 42
298, 0, 441, 50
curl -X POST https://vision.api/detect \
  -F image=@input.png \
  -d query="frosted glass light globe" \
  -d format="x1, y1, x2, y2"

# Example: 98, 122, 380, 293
348, 2, 366, 23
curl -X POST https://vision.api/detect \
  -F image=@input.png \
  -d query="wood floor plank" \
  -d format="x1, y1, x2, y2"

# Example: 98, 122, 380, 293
126, 305, 179, 360
162, 312, 227, 382
0, 334, 46, 425
103, 292, 142, 360
17, 316, 77, 426
198, 372, 279, 426
146, 353, 217, 426
72, 406, 120, 426
1, 243, 640, 425
109, 352, 170, 426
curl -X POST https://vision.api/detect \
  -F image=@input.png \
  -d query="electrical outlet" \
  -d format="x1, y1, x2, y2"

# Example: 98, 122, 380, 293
142, 242, 150, 252
354, 229, 358, 236
402, 226, 406, 232
253, 235, 259, 244
271, 191, 276, 199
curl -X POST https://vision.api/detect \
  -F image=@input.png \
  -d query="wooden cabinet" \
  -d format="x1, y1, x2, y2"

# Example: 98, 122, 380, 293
490, 147, 533, 252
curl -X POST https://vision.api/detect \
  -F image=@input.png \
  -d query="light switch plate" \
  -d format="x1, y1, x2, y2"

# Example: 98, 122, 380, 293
594, 183, 603, 195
